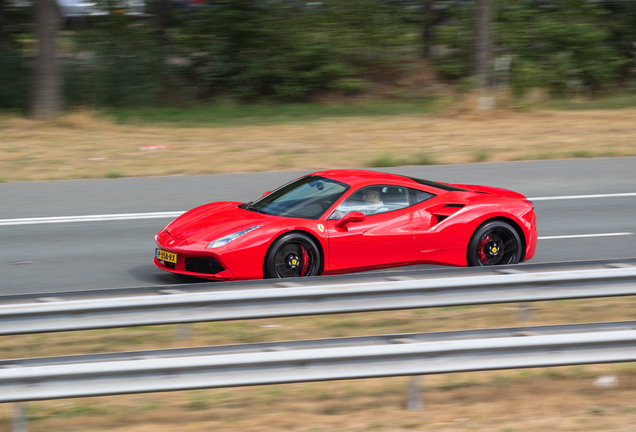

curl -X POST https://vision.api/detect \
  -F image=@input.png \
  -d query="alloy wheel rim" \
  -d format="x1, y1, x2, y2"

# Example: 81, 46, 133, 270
274, 241, 317, 277
476, 229, 518, 266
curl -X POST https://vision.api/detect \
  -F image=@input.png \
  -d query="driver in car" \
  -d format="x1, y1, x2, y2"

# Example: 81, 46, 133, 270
329, 188, 388, 219
359, 189, 385, 214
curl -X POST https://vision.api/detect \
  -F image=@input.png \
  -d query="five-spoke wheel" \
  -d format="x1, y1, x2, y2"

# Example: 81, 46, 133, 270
467, 221, 522, 266
264, 233, 321, 278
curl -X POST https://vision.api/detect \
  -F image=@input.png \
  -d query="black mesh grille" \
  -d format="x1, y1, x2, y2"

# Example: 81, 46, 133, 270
185, 257, 225, 275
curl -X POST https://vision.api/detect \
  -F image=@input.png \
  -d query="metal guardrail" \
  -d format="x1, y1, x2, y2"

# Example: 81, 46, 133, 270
5, 320, 635, 367
2, 267, 636, 335
4, 258, 634, 304
3, 321, 636, 402
0, 258, 636, 305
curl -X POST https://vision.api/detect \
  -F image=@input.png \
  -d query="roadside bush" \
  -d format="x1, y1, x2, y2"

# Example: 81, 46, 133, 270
55, 0, 413, 106
64, 17, 170, 107
498, 0, 628, 96
176, 0, 412, 102
431, 4, 474, 80
7, 0, 635, 110
433, 0, 630, 96
0, 45, 28, 110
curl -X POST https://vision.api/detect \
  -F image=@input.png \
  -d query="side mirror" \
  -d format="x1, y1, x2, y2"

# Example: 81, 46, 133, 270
335, 211, 366, 230
261, 191, 273, 198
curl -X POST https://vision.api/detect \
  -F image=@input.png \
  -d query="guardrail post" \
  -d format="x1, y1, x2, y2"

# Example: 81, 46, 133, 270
176, 323, 192, 340
12, 403, 27, 432
517, 302, 532, 323
406, 376, 423, 410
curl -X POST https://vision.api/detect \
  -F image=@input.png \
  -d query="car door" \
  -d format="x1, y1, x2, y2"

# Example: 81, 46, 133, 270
325, 185, 431, 272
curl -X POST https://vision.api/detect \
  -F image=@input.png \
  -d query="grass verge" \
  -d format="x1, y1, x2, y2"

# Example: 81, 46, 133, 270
2, 101, 636, 183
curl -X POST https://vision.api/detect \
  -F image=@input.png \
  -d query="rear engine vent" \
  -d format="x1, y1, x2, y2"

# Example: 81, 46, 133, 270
185, 257, 225, 275
444, 204, 465, 208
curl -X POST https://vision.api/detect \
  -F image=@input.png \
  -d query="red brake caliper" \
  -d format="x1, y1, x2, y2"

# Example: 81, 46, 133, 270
301, 247, 309, 276
477, 234, 489, 263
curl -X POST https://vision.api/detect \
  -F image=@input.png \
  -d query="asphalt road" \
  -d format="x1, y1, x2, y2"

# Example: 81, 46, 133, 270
1, 157, 635, 295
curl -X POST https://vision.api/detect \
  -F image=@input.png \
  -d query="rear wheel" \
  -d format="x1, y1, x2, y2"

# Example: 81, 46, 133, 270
264, 233, 321, 278
467, 221, 522, 266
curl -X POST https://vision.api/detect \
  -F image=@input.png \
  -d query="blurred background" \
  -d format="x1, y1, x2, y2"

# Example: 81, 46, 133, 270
2, 0, 636, 118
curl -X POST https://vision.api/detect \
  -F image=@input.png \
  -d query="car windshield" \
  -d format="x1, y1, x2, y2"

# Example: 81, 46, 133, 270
248, 175, 351, 219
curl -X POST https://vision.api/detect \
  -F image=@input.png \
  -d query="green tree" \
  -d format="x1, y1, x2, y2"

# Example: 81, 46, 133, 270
177, 0, 412, 101
433, 0, 630, 96
0, 0, 31, 110
497, 0, 627, 95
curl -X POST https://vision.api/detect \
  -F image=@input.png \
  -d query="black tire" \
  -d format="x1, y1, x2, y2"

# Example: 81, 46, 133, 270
467, 220, 522, 266
264, 233, 321, 278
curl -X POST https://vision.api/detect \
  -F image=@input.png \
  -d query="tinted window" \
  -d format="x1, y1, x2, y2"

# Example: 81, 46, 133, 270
328, 185, 434, 220
249, 176, 350, 219
409, 188, 435, 204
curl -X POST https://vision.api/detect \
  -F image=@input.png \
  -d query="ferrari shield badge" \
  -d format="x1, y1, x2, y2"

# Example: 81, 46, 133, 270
317, 224, 325, 233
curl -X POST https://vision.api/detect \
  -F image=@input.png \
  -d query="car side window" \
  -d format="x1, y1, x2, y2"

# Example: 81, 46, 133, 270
328, 186, 387, 219
328, 185, 432, 220
409, 188, 435, 205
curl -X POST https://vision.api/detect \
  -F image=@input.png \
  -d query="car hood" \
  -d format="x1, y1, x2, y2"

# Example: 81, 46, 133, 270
165, 201, 274, 243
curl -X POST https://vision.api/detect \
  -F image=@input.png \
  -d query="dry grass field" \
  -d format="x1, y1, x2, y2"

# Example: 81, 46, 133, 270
1, 104, 636, 183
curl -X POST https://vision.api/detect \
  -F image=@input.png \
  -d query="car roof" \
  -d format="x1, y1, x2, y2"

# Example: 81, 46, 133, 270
312, 169, 412, 185
311, 169, 446, 191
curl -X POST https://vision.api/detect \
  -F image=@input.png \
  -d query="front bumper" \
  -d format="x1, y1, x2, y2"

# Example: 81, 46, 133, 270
154, 228, 270, 280
154, 255, 235, 280
154, 229, 235, 280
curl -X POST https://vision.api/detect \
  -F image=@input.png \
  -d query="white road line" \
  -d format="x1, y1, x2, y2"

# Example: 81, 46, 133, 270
529, 192, 636, 201
0, 212, 185, 226
539, 233, 634, 240
0, 192, 634, 226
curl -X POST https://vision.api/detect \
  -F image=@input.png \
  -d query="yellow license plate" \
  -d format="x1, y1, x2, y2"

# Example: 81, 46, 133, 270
156, 249, 177, 264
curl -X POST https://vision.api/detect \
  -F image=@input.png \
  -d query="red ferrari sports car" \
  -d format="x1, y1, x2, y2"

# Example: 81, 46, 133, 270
154, 169, 537, 280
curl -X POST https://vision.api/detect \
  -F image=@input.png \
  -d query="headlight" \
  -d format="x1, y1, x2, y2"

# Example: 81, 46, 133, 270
207, 225, 263, 249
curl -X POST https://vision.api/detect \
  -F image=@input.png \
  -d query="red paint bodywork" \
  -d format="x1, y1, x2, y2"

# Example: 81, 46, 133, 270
154, 169, 537, 280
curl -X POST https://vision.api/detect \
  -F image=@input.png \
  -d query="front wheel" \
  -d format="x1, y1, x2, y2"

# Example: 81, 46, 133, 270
264, 233, 321, 278
467, 221, 522, 266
